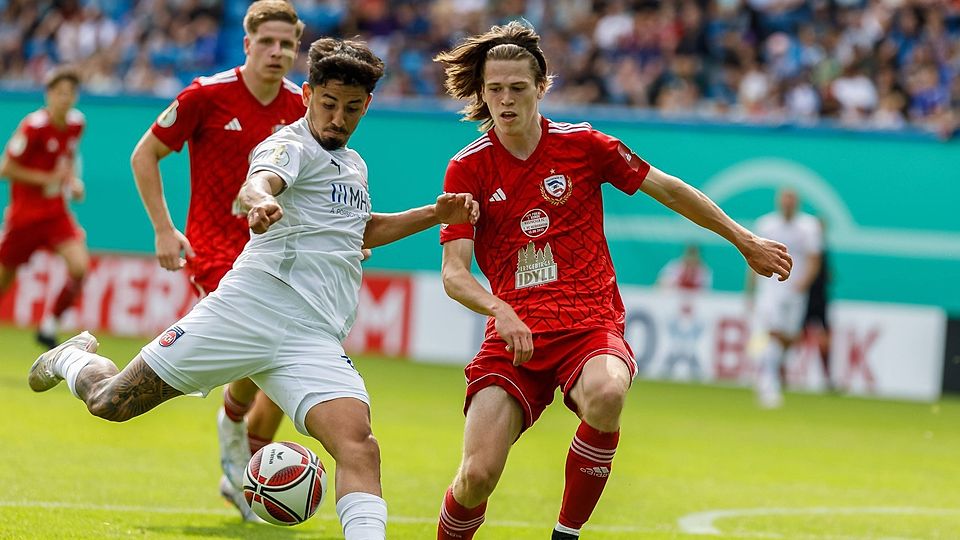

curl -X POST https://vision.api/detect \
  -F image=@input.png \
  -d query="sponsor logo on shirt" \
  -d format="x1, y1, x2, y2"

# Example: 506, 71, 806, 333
223, 117, 242, 131
515, 241, 557, 289
331, 182, 369, 217
520, 208, 549, 238
159, 325, 185, 347
540, 170, 572, 206
488, 187, 507, 202
617, 142, 642, 172
157, 100, 178, 128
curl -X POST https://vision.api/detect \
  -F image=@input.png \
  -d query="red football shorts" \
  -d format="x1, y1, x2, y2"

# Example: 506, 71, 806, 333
0, 213, 84, 267
185, 260, 231, 298
463, 326, 637, 431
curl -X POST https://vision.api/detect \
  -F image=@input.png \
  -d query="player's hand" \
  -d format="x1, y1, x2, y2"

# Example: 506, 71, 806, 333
361, 248, 373, 262
493, 304, 534, 366
69, 176, 85, 202
742, 235, 792, 281
248, 200, 283, 234
435, 193, 480, 226
155, 228, 194, 271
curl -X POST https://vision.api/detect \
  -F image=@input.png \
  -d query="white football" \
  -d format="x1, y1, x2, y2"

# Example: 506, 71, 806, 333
242, 441, 327, 526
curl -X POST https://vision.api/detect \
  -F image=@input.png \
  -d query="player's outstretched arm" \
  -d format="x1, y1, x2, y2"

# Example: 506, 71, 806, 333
0, 154, 69, 187
131, 130, 194, 270
640, 166, 793, 281
442, 239, 533, 365
237, 170, 285, 234
362, 193, 479, 249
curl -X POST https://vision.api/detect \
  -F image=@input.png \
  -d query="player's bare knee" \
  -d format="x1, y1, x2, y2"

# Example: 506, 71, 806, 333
457, 459, 499, 500
581, 381, 627, 426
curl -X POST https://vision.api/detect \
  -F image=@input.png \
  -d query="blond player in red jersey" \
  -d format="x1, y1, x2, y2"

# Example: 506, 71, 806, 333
0, 67, 87, 350
129, 0, 305, 521
433, 22, 794, 539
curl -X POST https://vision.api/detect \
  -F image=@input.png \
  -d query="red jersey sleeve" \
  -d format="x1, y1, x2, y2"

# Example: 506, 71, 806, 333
439, 158, 477, 244
150, 81, 205, 152
5, 120, 35, 165
591, 130, 650, 195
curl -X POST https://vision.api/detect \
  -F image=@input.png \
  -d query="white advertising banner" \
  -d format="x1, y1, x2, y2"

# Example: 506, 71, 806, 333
403, 274, 947, 402
1, 257, 945, 401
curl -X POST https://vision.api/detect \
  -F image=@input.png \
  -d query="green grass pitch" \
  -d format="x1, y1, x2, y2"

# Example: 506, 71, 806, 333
1, 324, 958, 539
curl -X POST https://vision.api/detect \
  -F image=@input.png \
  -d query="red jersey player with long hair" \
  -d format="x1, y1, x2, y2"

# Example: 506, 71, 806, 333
129, 0, 305, 522
433, 22, 794, 539
0, 67, 88, 350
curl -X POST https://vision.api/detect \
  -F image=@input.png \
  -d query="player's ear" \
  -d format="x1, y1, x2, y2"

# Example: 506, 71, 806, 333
243, 34, 251, 56
301, 83, 311, 107
362, 94, 373, 115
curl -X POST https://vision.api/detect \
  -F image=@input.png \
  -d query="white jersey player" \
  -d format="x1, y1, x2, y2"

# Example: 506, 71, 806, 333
28, 37, 479, 540
749, 188, 822, 408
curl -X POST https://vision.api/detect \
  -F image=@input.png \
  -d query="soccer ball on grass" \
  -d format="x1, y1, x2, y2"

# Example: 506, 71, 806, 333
243, 441, 327, 526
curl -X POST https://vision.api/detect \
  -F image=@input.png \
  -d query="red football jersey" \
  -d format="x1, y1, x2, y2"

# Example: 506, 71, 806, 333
440, 117, 650, 336
150, 67, 305, 284
3, 108, 84, 225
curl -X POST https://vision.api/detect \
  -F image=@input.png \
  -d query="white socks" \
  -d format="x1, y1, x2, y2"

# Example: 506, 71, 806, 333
760, 339, 785, 395
57, 348, 99, 398
336, 492, 387, 540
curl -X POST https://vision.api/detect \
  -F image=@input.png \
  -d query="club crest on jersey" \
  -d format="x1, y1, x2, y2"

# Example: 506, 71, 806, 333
516, 241, 557, 289
159, 326, 185, 347
540, 173, 572, 206
520, 208, 550, 238
157, 100, 179, 128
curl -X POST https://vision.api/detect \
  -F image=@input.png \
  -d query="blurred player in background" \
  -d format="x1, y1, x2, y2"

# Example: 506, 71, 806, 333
747, 188, 822, 408
30, 36, 479, 540
433, 21, 792, 540
657, 243, 713, 291
0, 67, 87, 350
803, 215, 832, 390
129, 0, 305, 520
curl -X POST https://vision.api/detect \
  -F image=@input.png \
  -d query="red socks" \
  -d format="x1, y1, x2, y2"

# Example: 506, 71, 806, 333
222, 387, 252, 422
52, 277, 83, 317
438, 486, 486, 539
248, 433, 271, 455
558, 422, 619, 530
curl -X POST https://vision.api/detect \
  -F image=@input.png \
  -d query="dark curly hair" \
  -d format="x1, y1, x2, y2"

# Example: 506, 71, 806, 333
308, 38, 385, 94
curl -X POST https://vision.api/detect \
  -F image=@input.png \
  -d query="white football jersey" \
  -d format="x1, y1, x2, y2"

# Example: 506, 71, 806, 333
235, 118, 372, 340
754, 211, 822, 298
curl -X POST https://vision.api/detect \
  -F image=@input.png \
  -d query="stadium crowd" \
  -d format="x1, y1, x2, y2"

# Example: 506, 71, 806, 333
0, 0, 957, 137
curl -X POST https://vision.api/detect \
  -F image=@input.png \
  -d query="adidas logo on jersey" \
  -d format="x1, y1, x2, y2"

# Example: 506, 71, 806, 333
488, 188, 507, 202
580, 466, 610, 478
223, 118, 242, 131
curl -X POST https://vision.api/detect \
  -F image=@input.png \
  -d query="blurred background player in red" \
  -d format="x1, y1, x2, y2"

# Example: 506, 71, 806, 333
128, 0, 305, 521
434, 21, 792, 540
657, 243, 713, 291
0, 66, 88, 350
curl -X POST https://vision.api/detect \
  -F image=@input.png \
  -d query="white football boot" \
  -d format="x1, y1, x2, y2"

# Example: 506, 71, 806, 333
219, 475, 265, 523
217, 406, 252, 489
28, 331, 99, 392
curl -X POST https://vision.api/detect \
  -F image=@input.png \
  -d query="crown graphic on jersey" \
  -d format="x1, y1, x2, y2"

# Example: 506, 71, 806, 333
223, 117, 242, 131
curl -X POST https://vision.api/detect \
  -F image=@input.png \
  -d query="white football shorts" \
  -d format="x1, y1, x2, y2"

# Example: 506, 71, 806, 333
754, 289, 808, 338
140, 267, 369, 435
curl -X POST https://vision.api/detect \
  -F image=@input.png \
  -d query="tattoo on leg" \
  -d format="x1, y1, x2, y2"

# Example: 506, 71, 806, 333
85, 357, 182, 422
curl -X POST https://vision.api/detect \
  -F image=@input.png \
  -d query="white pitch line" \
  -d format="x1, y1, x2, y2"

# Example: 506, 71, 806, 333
678, 506, 960, 536
0, 500, 660, 534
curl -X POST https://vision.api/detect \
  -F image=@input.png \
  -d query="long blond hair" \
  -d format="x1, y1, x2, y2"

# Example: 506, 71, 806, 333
434, 21, 553, 131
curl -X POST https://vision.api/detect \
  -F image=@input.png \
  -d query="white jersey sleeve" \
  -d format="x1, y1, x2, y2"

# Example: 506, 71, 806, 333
249, 136, 304, 188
